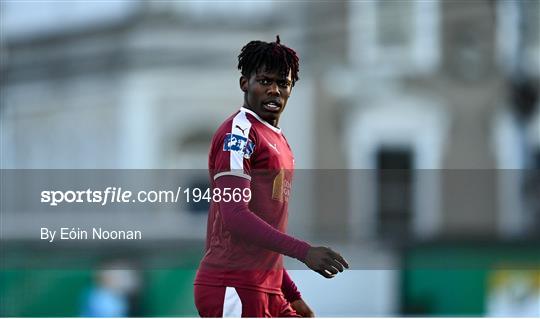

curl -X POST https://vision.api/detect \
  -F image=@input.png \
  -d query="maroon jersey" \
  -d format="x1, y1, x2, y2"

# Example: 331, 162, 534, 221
194, 107, 300, 294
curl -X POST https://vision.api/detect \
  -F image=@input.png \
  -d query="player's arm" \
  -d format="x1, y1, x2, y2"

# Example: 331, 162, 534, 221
215, 175, 350, 277
215, 175, 310, 260
282, 270, 315, 317
281, 269, 301, 302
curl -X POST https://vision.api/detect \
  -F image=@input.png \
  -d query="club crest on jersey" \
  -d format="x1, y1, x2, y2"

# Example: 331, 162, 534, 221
223, 133, 255, 159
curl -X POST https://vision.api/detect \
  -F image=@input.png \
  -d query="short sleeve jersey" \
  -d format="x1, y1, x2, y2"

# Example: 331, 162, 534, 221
194, 107, 295, 294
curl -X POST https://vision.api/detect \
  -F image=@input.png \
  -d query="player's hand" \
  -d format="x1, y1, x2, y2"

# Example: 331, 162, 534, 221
291, 299, 315, 317
302, 246, 349, 278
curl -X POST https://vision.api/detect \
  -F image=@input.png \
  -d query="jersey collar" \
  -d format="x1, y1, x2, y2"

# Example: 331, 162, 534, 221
240, 107, 282, 134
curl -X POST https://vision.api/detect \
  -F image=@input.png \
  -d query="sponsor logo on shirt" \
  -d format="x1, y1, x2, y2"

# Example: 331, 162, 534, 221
223, 133, 255, 159
272, 170, 291, 202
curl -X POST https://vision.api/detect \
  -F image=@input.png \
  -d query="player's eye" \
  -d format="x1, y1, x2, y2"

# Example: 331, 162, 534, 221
277, 81, 291, 88
258, 79, 271, 85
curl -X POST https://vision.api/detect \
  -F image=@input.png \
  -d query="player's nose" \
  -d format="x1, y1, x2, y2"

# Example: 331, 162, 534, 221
267, 82, 280, 96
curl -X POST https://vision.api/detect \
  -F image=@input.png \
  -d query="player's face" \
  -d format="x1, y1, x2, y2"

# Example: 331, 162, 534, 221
240, 68, 293, 127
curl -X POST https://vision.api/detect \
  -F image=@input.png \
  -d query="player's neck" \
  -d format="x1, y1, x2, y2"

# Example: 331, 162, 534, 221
243, 105, 279, 128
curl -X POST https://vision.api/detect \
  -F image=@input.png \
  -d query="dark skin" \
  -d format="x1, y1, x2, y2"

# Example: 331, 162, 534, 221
291, 299, 315, 317
239, 67, 350, 316
240, 68, 293, 127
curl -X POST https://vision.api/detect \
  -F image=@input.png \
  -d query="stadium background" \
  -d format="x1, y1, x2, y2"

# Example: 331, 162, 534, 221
1, 0, 539, 317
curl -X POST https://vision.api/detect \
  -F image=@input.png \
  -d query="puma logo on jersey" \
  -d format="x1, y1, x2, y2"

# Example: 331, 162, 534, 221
268, 143, 279, 153
235, 125, 247, 135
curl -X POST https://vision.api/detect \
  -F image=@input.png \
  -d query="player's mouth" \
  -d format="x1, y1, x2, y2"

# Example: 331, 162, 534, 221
262, 100, 282, 113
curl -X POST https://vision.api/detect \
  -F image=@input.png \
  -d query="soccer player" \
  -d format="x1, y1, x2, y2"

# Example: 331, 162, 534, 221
194, 36, 349, 317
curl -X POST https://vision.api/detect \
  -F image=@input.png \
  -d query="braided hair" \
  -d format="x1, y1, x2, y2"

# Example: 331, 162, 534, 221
237, 35, 300, 86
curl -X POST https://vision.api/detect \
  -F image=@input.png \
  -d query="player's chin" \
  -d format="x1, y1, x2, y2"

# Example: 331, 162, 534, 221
259, 108, 282, 121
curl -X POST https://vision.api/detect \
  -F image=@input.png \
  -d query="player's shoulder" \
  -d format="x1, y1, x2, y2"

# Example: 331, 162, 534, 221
209, 109, 258, 162
213, 108, 261, 138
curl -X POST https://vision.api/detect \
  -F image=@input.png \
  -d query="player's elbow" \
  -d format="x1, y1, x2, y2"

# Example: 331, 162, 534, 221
218, 202, 246, 234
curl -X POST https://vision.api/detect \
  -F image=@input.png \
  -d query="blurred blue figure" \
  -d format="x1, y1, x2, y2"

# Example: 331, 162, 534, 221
81, 285, 128, 317
80, 262, 139, 317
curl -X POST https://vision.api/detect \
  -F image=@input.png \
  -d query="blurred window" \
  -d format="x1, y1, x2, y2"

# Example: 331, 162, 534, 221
523, 0, 540, 76
523, 0, 539, 48
534, 149, 540, 169
376, 0, 413, 48
376, 148, 413, 241
349, 0, 440, 75
496, 0, 540, 76
173, 130, 212, 214
185, 179, 211, 215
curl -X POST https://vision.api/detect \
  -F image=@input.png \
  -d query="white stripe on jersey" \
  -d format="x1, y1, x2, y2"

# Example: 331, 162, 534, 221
214, 171, 251, 181
229, 110, 252, 171
222, 287, 242, 317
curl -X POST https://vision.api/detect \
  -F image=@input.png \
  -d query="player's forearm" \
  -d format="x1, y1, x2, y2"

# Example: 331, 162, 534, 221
215, 175, 310, 260
281, 269, 302, 302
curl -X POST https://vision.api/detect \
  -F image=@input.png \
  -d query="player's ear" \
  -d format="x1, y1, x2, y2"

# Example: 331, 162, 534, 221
239, 76, 248, 93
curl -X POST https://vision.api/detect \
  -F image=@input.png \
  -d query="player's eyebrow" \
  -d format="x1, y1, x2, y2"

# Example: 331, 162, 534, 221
257, 74, 291, 82
256, 73, 276, 78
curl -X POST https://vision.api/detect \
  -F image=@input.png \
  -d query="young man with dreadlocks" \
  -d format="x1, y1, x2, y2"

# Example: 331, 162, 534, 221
194, 36, 349, 317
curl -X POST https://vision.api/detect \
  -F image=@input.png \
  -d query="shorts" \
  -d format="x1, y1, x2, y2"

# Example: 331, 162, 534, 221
194, 284, 300, 317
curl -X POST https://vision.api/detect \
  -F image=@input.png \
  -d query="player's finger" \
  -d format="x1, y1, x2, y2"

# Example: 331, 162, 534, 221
321, 260, 340, 275
329, 250, 349, 269
324, 264, 340, 275
326, 258, 344, 272
317, 268, 334, 279
323, 268, 336, 278
316, 269, 329, 278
